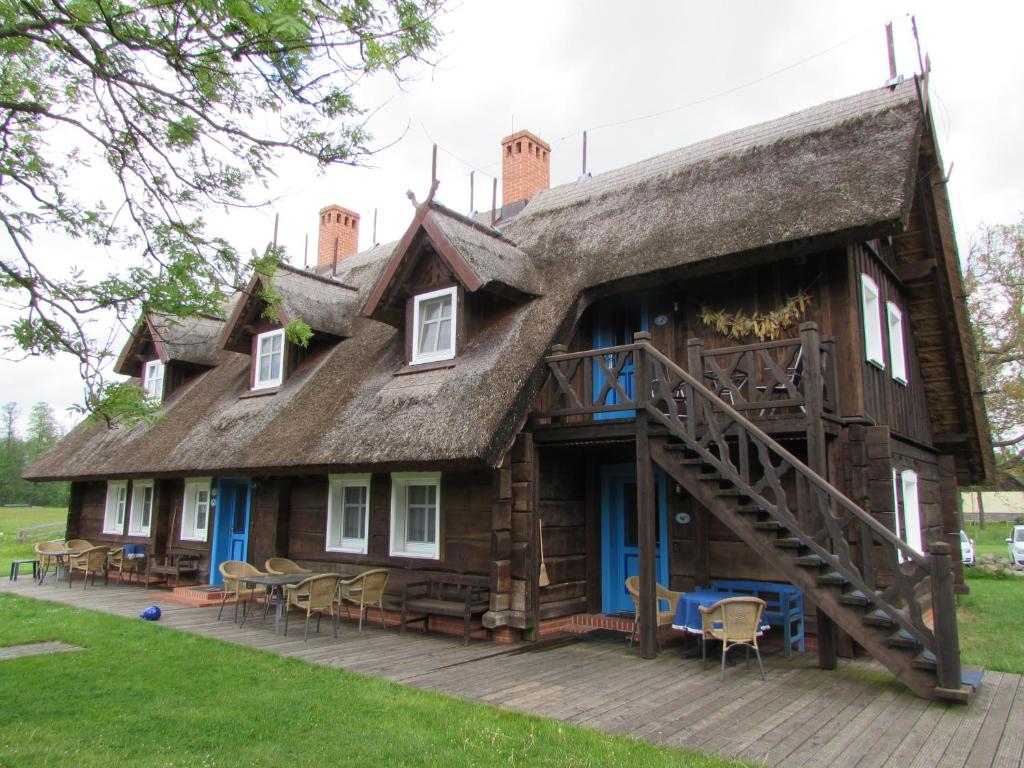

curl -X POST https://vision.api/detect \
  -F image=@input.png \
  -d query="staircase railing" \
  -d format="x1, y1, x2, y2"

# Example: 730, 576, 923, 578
539, 336, 962, 688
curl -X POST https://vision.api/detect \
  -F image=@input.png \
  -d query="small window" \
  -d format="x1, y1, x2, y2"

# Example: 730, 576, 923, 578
253, 329, 285, 390
143, 360, 164, 400
900, 469, 922, 555
861, 274, 884, 368
887, 302, 907, 385
181, 478, 212, 542
128, 480, 155, 537
389, 472, 441, 559
411, 286, 457, 365
326, 474, 371, 554
103, 480, 128, 535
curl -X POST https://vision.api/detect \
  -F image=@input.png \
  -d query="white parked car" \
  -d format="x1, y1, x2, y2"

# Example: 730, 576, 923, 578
960, 530, 975, 567
1007, 525, 1024, 567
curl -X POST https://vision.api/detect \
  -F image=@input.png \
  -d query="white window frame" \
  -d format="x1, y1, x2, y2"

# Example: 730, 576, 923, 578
326, 474, 371, 554
389, 472, 441, 559
887, 301, 908, 385
181, 477, 212, 542
128, 480, 155, 537
253, 328, 285, 390
900, 469, 922, 555
411, 286, 457, 365
860, 274, 885, 369
892, 468, 905, 563
142, 359, 165, 401
103, 480, 129, 535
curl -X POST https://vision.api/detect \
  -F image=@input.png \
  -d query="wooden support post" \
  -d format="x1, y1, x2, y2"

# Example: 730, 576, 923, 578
817, 610, 838, 670
687, 338, 704, 432
633, 332, 658, 659
930, 541, 962, 692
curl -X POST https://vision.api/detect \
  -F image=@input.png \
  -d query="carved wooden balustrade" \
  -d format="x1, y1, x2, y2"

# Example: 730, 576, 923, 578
535, 325, 961, 691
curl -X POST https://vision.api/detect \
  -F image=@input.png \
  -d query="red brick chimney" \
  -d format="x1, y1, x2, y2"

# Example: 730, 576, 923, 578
501, 130, 550, 206
317, 204, 360, 270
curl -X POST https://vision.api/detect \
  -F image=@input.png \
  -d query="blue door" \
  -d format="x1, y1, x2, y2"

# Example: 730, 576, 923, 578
601, 463, 669, 615
593, 300, 648, 420
209, 478, 252, 586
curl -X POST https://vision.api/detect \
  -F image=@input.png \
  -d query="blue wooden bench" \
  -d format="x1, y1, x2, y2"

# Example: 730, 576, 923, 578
710, 579, 805, 656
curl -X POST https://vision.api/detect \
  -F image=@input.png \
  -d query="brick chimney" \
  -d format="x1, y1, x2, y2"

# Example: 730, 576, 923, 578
501, 130, 550, 206
316, 204, 360, 270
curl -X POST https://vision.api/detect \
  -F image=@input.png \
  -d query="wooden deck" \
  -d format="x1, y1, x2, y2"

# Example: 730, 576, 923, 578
4, 578, 1022, 768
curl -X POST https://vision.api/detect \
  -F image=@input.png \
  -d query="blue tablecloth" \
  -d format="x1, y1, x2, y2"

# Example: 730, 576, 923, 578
671, 589, 771, 635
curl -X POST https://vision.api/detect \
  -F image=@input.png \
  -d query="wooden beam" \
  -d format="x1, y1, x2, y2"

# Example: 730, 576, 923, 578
896, 258, 936, 283
634, 334, 658, 660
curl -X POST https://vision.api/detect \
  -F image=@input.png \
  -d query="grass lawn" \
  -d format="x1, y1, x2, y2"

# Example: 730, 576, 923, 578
0, 506, 65, 578
958, 568, 1024, 674
0, 594, 746, 768
963, 520, 1018, 558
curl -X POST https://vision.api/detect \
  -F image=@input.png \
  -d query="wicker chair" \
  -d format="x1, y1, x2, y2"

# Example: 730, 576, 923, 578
217, 561, 265, 622
337, 569, 390, 632
624, 575, 685, 651
106, 546, 141, 584
264, 557, 312, 576
699, 596, 767, 681
283, 573, 342, 640
64, 539, 92, 551
67, 546, 109, 589
34, 540, 66, 584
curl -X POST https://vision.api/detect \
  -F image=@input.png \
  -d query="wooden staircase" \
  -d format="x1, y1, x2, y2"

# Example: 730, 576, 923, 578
539, 332, 975, 702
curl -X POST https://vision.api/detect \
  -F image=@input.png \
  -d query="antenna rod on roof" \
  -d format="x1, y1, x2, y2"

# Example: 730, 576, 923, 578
431, 143, 437, 189
491, 177, 497, 227
885, 22, 897, 82
272, 212, 279, 248
332, 236, 338, 277
303, 234, 308, 269
373, 208, 378, 245
582, 130, 588, 176
469, 171, 474, 213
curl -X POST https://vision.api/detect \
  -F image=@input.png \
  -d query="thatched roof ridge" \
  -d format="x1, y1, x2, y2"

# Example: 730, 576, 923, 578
269, 263, 358, 338
114, 312, 227, 376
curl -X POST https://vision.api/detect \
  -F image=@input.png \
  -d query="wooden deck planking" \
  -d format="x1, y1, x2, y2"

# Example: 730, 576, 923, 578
2, 578, 1022, 768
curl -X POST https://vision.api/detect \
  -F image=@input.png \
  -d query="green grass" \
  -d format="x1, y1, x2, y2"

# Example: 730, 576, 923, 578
959, 568, 1024, 674
0, 594, 746, 768
0, 506, 65, 577
962, 520, 1018, 558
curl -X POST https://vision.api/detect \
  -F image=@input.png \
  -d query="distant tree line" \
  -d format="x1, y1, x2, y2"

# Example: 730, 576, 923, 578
0, 401, 69, 508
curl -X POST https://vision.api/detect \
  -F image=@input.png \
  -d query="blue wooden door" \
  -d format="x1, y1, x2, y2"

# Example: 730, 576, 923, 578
601, 464, 669, 615
593, 301, 648, 420
210, 478, 251, 586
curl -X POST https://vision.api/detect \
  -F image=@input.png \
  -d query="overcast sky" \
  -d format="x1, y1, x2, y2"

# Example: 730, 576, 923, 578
2, 1, 1022, 433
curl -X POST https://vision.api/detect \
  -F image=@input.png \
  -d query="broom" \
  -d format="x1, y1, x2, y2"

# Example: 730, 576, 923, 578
538, 517, 550, 587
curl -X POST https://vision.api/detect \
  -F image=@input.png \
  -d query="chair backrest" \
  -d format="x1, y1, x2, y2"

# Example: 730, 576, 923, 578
265, 557, 311, 575
702, 596, 765, 642
65, 539, 92, 551
219, 560, 261, 591
344, 569, 389, 603
72, 546, 109, 570
107, 546, 126, 565
35, 539, 66, 556
294, 574, 341, 610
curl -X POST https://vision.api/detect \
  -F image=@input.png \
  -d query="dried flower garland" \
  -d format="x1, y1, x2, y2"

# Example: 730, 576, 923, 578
699, 290, 811, 341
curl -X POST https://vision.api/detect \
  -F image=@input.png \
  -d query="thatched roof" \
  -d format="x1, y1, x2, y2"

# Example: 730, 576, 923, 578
115, 313, 226, 377
29, 80, 963, 481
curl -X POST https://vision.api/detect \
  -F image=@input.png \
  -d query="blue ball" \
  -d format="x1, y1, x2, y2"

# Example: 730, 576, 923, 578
139, 605, 161, 621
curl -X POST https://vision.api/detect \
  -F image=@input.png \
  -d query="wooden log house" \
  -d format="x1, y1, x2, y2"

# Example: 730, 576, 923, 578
26, 79, 992, 702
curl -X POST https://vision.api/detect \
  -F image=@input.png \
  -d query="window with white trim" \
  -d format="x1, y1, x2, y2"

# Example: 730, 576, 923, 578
128, 480, 154, 537
891, 468, 905, 563
103, 480, 128, 535
143, 360, 165, 400
253, 329, 285, 390
326, 474, 371, 554
886, 302, 907, 385
389, 472, 441, 559
900, 469, 922, 555
181, 478, 212, 542
860, 274, 884, 368
411, 286, 457, 365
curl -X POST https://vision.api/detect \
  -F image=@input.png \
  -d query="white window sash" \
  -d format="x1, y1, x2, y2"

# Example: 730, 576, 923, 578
128, 480, 155, 537
143, 360, 164, 400
253, 329, 285, 390
861, 274, 884, 368
103, 481, 128, 534
892, 468, 904, 563
389, 472, 441, 559
181, 478, 212, 542
326, 474, 371, 554
901, 469, 922, 555
411, 287, 457, 365
887, 302, 908, 385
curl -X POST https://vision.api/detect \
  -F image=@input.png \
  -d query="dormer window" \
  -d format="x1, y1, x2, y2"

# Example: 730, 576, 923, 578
142, 360, 165, 400
411, 286, 457, 365
253, 329, 285, 390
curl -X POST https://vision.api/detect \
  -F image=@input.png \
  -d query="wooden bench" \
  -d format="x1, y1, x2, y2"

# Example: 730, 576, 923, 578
711, 579, 805, 656
146, 548, 201, 588
400, 575, 490, 646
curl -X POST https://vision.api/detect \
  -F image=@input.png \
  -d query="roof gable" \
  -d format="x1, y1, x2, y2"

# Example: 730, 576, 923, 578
115, 312, 226, 377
